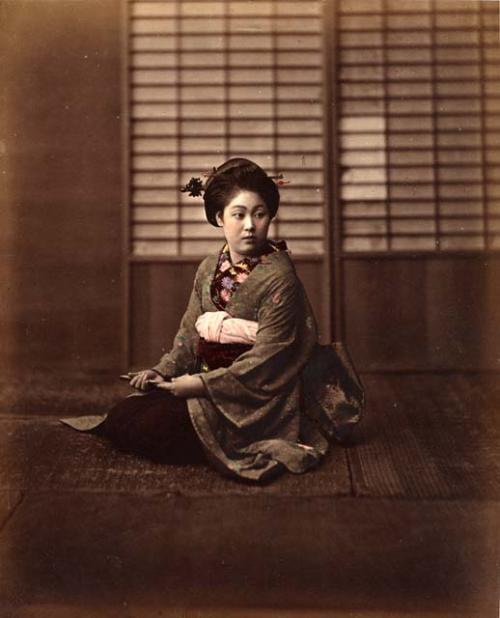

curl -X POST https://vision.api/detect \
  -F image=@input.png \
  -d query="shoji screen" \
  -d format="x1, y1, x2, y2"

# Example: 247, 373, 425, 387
337, 0, 500, 252
129, 0, 325, 256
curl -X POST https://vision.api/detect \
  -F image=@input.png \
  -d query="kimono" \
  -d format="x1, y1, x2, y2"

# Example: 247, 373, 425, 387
150, 244, 363, 482
62, 244, 364, 483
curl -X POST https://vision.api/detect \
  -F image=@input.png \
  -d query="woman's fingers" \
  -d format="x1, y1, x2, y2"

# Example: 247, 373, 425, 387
156, 381, 174, 391
149, 374, 164, 384
130, 371, 151, 390
128, 370, 167, 391
129, 375, 140, 388
140, 375, 152, 390
132, 373, 144, 385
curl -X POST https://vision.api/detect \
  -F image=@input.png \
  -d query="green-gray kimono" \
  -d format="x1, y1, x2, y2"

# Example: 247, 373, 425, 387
151, 249, 363, 482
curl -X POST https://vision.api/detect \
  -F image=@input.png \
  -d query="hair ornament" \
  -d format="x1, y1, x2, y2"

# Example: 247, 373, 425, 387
180, 177, 205, 197
180, 169, 290, 198
270, 173, 291, 186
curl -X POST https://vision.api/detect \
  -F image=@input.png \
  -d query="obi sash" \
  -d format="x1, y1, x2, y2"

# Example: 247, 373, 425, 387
197, 338, 253, 371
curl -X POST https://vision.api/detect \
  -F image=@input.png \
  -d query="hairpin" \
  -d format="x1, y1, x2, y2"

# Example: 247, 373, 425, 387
270, 173, 291, 186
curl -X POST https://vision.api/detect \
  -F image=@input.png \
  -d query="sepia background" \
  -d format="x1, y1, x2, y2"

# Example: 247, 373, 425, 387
0, 1, 499, 617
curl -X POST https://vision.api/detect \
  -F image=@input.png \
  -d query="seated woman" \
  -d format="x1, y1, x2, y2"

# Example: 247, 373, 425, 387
62, 158, 363, 482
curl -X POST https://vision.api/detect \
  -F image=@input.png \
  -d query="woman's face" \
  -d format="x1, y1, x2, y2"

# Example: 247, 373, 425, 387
216, 190, 271, 262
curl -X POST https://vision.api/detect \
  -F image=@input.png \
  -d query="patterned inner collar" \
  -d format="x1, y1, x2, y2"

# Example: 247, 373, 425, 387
211, 240, 287, 310
219, 240, 286, 269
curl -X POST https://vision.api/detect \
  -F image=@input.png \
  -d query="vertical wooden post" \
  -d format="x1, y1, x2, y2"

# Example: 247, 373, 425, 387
121, 0, 131, 370
322, 0, 343, 342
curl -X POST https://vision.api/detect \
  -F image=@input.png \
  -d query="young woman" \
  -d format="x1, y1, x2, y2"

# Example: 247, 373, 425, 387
63, 158, 363, 482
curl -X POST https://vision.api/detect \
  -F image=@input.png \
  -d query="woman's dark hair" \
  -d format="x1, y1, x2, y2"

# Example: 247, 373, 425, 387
203, 158, 280, 227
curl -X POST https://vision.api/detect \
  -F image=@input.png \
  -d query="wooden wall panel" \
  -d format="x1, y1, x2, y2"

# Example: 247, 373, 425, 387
0, 0, 123, 375
483, 257, 500, 369
131, 263, 199, 369
344, 257, 500, 371
343, 259, 429, 371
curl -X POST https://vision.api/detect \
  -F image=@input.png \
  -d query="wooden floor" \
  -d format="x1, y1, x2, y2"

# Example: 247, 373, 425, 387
0, 373, 498, 617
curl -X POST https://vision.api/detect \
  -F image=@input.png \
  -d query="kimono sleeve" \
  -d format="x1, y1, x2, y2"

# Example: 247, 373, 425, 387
151, 264, 204, 378
200, 273, 316, 429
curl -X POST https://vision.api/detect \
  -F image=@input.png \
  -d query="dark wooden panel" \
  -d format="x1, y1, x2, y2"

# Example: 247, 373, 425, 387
426, 257, 500, 370
344, 257, 500, 370
130, 259, 325, 368
343, 259, 428, 370
0, 0, 123, 375
131, 262, 198, 369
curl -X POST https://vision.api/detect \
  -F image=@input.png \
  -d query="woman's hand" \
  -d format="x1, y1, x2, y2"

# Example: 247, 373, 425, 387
156, 374, 206, 398
129, 369, 163, 391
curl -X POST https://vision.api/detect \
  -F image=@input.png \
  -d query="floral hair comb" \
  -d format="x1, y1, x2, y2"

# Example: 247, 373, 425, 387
180, 177, 205, 197
180, 171, 290, 197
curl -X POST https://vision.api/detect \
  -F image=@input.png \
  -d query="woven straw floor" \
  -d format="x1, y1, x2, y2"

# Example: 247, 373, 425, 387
0, 373, 498, 617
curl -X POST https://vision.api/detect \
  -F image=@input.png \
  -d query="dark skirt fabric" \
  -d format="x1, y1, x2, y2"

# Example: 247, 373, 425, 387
98, 389, 206, 465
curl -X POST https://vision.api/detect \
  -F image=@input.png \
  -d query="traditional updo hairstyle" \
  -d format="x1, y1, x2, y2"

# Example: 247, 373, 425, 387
203, 158, 280, 227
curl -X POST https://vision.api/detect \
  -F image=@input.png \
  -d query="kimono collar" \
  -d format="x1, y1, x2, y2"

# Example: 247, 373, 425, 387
221, 239, 288, 270
211, 240, 288, 309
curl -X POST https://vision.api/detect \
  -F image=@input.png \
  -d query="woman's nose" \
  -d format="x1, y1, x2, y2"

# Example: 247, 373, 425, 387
243, 215, 255, 230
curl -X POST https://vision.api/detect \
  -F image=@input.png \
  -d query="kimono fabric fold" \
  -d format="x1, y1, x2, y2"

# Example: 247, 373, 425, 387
61, 246, 364, 482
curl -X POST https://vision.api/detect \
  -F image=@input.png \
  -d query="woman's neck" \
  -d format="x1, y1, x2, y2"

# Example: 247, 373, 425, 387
228, 242, 271, 265
228, 248, 246, 264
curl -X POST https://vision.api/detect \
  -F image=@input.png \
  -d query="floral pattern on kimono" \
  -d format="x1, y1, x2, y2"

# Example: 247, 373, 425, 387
211, 240, 288, 310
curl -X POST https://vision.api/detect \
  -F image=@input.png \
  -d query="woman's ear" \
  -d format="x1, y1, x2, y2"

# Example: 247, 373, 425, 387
215, 211, 224, 226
